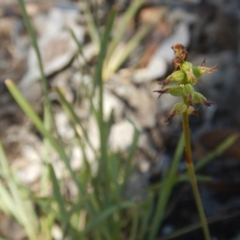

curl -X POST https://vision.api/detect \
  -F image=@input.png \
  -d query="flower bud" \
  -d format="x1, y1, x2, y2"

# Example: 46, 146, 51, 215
161, 70, 185, 87
193, 64, 217, 78
153, 85, 183, 98
165, 102, 187, 122
193, 92, 214, 106
181, 62, 197, 84
192, 67, 201, 79
183, 84, 194, 96
171, 70, 185, 82
172, 102, 187, 114
168, 85, 184, 96
181, 61, 193, 69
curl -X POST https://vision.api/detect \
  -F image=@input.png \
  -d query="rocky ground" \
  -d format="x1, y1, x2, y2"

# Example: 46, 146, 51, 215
0, 0, 240, 239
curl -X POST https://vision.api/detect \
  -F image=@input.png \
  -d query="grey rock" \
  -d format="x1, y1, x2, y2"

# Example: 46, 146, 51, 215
109, 120, 135, 151
19, 5, 85, 102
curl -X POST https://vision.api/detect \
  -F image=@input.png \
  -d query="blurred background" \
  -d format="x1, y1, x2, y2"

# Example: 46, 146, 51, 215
0, 0, 240, 239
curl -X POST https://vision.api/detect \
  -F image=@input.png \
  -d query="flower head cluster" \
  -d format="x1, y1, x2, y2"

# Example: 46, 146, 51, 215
154, 44, 217, 122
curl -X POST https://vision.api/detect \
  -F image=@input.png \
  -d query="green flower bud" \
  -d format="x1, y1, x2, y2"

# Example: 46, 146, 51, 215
171, 70, 185, 82
181, 62, 197, 84
165, 102, 187, 122
181, 61, 193, 69
172, 102, 187, 114
193, 92, 213, 106
193, 92, 206, 103
183, 84, 194, 96
168, 85, 184, 96
192, 67, 201, 79
162, 70, 185, 87
192, 64, 217, 78
153, 85, 183, 98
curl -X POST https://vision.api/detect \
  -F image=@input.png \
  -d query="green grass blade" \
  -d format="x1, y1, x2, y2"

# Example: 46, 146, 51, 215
94, 9, 116, 86
79, 0, 100, 51
109, 153, 120, 202
171, 134, 237, 201
93, 10, 116, 207
56, 87, 97, 157
69, 28, 92, 75
105, 109, 115, 141
5, 80, 80, 188
149, 133, 184, 240
103, 24, 152, 80
48, 164, 68, 227
105, 0, 145, 63
129, 205, 140, 240
56, 87, 105, 220
0, 140, 38, 239
176, 174, 211, 183
109, 153, 121, 237
41, 103, 52, 195
195, 134, 238, 171
0, 140, 27, 216
18, 0, 48, 98
161, 220, 203, 240
0, 182, 15, 215
6, 80, 98, 221
18, 0, 54, 162
5, 80, 61, 153
0, 139, 11, 176
138, 194, 154, 240
83, 201, 134, 234
122, 126, 139, 190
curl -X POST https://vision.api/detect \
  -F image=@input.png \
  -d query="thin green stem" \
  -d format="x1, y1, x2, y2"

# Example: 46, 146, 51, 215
182, 96, 211, 240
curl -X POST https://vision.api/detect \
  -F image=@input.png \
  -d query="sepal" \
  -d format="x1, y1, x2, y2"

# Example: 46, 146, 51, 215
193, 92, 214, 106
160, 70, 185, 87
165, 102, 187, 122
181, 62, 197, 84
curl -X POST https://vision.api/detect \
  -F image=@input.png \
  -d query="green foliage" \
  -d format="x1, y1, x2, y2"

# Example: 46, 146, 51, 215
0, 2, 238, 240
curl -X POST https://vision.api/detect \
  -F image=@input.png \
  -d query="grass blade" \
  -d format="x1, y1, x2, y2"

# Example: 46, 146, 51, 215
18, 0, 49, 100
195, 134, 238, 171
122, 126, 140, 191
138, 194, 154, 240
0, 140, 38, 239
56, 87, 96, 158
149, 133, 184, 240
48, 164, 68, 228
83, 201, 134, 234
105, 0, 145, 63
5, 80, 80, 189
103, 24, 152, 80
93, 10, 116, 207
79, 0, 100, 51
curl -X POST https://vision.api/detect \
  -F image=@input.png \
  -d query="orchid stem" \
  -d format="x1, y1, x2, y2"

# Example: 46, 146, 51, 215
182, 96, 211, 240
